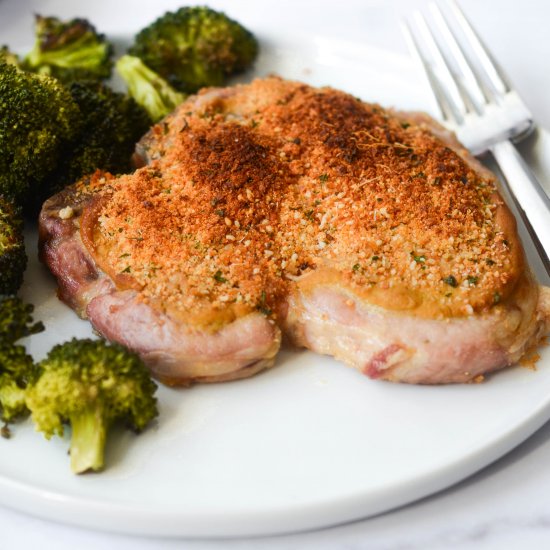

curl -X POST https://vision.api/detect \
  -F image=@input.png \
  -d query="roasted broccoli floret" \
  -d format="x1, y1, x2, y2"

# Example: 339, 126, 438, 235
116, 55, 185, 122
0, 295, 44, 344
41, 80, 151, 196
128, 6, 258, 94
0, 296, 43, 424
0, 46, 20, 67
0, 62, 81, 204
0, 342, 36, 423
23, 15, 113, 84
26, 338, 158, 474
0, 198, 26, 294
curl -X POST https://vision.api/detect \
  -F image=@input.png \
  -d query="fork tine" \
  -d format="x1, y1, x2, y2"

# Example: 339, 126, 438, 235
428, 2, 489, 109
412, 11, 469, 121
446, 0, 510, 95
400, 19, 454, 122
402, 15, 467, 124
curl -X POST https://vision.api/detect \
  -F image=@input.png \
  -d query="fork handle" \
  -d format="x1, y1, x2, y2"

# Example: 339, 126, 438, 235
490, 140, 550, 277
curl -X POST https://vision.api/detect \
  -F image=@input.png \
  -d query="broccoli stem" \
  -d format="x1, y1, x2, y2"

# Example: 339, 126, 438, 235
116, 55, 185, 122
27, 42, 109, 71
69, 404, 108, 474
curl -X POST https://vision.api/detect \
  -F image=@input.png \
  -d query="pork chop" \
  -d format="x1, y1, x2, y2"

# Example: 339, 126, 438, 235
39, 76, 550, 385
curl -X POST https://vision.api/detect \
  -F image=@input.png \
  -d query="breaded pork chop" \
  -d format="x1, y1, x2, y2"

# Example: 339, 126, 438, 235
39, 76, 550, 385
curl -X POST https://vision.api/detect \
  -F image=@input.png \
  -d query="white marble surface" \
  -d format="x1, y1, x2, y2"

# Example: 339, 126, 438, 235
1, 0, 550, 548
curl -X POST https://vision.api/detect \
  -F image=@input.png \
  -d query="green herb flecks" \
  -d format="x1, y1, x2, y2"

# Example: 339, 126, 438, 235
442, 275, 458, 287
213, 270, 227, 283
257, 290, 272, 316
411, 252, 426, 264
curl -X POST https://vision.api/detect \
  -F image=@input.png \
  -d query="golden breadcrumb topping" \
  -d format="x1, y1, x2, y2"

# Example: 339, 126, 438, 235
78, 77, 521, 324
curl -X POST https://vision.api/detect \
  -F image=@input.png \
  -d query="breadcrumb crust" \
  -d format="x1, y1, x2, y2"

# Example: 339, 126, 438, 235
79, 77, 522, 326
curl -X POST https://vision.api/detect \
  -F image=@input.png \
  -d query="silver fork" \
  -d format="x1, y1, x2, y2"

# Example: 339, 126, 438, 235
402, 0, 550, 276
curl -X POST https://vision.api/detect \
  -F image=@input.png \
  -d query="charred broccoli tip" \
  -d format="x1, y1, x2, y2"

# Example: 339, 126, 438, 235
40, 80, 151, 198
128, 6, 259, 94
0, 199, 27, 295
0, 62, 81, 204
23, 15, 113, 83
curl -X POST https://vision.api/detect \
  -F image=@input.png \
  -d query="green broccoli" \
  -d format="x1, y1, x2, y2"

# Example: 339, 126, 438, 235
0, 62, 81, 204
23, 15, 113, 84
0, 295, 44, 344
0, 198, 27, 294
0, 342, 36, 423
0, 296, 43, 424
40, 80, 151, 198
128, 6, 258, 94
116, 55, 185, 122
0, 46, 20, 67
26, 338, 158, 474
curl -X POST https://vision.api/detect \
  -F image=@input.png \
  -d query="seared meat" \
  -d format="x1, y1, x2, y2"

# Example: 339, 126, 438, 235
39, 185, 280, 386
39, 76, 549, 385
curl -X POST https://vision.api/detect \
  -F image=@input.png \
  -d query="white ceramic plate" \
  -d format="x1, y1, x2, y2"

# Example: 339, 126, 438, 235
1, 6, 550, 539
